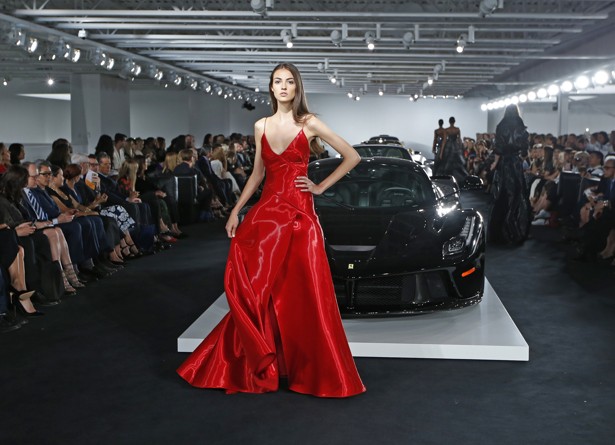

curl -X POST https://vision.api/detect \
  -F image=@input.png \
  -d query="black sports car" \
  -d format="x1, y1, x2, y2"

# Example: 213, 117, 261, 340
309, 157, 485, 317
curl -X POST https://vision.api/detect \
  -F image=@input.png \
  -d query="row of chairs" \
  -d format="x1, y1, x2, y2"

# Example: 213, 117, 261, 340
150, 174, 199, 224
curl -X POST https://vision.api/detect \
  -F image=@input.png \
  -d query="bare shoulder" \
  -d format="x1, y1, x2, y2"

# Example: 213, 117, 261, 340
303, 114, 327, 136
254, 117, 268, 134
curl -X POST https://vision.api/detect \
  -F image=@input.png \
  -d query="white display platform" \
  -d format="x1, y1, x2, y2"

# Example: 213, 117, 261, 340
178, 279, 529, 362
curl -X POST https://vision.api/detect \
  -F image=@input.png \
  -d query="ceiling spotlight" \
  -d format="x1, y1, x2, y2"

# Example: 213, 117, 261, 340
131, 63, 142, 76
456, 34, 467, 53
519, 93, 528, 102
78, 28, 88, 39
355, 96, 361, 101
104, 56, 115, 70
402, 32, 414, 49
527, 91, 537, 101
54, 40, 71, 60
11, 27, 26, 47
254, 86, 260, 92
536, 88, 547, 99
69, 48, 81, 63
511, 96, 519, 104
330, 69, 338, 84
427, 76, 434, 86
91, 49, 107, 66
560, 80, 573, 93
574, 75, 590, 90
378, 88, 384, 96
251, 0, 272, 16
215, 85, 223, 96
2, 77, 9, 86
47, 78, 55, 86
330, 30, 343, 46
281, 29, 293, 48
25, 37, 38, 54
189, 79, 198, 90
592, 70, 609, 85
479, 0, 499, 17
481, 103, 488, 111
547, 84, 559, 96
365, 31, 376, 50
347, 91, 354, 99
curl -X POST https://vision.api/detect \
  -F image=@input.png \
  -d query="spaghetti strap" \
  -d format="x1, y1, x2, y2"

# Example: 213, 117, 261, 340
263, 117, 267, 135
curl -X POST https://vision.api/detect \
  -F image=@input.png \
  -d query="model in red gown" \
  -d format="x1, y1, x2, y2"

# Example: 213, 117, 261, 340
177, 125, 366, 398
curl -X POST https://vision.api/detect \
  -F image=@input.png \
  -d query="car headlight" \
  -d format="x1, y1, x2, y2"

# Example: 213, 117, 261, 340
442, 216, 476, 258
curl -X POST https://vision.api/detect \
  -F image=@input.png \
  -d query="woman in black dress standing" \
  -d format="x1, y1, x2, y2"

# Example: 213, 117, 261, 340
489, 104, 531, 244
436, 116, 468, 184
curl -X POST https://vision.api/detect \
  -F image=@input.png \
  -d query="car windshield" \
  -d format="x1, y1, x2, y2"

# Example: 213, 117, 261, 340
311, 162, 436, 209
354, 145, 409, 159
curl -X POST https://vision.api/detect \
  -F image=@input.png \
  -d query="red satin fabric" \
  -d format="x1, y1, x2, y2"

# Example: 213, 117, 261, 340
177, 129, 365, 397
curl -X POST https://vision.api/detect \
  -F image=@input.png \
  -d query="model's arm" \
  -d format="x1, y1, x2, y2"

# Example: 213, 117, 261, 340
225, 119, 267, 238
295, 117, 360, 195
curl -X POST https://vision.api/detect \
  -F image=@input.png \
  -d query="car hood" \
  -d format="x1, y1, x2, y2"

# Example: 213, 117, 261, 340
316, 206, 477, 278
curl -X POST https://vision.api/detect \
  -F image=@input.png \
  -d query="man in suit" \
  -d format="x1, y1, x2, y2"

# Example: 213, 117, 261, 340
174, 149, 213, 212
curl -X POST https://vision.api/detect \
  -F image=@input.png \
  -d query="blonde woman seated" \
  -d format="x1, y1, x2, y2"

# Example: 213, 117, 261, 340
210, 145, 241, 198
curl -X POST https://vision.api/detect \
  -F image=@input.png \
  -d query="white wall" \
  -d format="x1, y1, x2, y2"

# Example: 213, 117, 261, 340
130, 88, 269, 144
2, 79, 614, 162
309, 94, 486, 156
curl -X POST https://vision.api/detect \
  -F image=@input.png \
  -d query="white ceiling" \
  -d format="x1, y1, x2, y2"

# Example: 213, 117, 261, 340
1, 0, 615, 100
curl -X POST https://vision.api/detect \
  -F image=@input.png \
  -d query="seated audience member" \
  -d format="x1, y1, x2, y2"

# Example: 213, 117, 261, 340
531, 169, 560, 226
0, 224, 42, 317
68, 158, 140, 259
1, 164, 84, 296
572, 151, 591, 177
226, 142, 247, 190
48, 164, 125, 267
161, 151, 179, 175
587, 150, 604, 178
24, 161, 112, 280
210, 145, 241, 198
0, 266, 22, 332
112, 133, 127, 176
9, 143, 25, 166
94, 134, 114, 160
117, 158, 174, 241
576, 156, 615, 260
0, 143, 10, 174
134, 156, 183, 238
46, 139, 72, 170
194, 147, 230, 207
97, 153, 157, 252
173, 148, 213, 214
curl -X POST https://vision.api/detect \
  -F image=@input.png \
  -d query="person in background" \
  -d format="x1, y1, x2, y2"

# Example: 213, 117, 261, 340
489, 104, 531, 244
112, 133, 127, 176
8, 143, 25, 166
0, 143, 9, 174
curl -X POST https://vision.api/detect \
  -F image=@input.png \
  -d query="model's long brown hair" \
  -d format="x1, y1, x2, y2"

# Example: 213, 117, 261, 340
269, 62, 324, 156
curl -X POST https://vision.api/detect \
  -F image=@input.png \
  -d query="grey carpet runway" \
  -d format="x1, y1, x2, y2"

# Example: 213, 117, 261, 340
1, 190, 614, 445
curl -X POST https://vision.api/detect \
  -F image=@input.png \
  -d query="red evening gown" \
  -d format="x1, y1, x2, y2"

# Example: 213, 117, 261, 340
177, 128, 365, 397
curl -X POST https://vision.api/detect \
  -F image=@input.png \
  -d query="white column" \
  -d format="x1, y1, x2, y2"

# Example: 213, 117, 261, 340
557, 93, 569, 136
71, 74, 130, 153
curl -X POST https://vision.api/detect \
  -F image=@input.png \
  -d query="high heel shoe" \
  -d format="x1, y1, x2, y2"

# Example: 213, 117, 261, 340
8, 286, 36, 302
13, 299, 45, 317
61, 271, 78, 296
62, 264, 86, 288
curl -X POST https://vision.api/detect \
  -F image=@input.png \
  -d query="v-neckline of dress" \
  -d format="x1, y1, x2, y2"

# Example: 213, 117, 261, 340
262, 128, 305, 156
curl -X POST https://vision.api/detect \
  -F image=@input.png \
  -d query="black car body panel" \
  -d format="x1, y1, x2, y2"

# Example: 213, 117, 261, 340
309, 157, 485, 317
